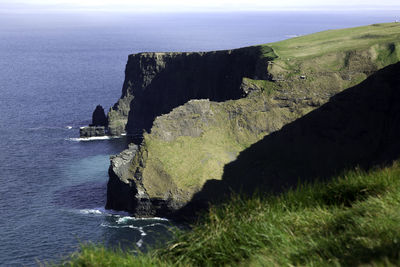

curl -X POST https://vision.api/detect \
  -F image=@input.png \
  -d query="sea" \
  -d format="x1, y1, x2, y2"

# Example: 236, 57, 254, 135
0, 10, 399, 266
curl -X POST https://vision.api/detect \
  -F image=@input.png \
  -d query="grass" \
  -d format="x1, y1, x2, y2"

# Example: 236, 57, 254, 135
260, 23, 400, 95
265, 23, 400, 60
141, 92, 295, 199
60, 161, 400, 266
56, 245, 164, 267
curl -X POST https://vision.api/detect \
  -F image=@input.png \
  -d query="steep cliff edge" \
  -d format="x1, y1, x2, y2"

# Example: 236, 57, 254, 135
107, 47, 271, 136
106, 23, 400, 217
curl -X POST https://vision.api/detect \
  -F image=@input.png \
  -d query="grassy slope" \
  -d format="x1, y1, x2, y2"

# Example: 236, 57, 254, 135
267, 23, 400, 59
62, 162, 400, 266
140, 23, 400, 199
265, 23, 400, 94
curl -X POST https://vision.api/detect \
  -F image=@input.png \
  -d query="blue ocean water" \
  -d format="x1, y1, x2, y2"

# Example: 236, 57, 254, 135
0, 10, 399, 266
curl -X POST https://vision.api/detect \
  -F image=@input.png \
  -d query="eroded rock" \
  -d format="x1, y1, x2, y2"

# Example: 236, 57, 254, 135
91, 105, 107, 127
79, 126, 105, 137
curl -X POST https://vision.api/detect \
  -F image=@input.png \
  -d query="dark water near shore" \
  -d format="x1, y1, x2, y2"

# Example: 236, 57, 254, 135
0, 10, 399, 266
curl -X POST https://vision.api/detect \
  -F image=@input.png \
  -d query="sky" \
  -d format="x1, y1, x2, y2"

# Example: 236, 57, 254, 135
2, 0, 400, 13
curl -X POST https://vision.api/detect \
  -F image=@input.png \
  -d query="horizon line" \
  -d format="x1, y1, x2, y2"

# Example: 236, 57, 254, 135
2, 2, 400, 14
2, 7, 400, 14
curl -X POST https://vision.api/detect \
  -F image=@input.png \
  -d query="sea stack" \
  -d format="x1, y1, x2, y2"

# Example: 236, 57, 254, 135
80, 105, 108, 138
91, 105, 108, 127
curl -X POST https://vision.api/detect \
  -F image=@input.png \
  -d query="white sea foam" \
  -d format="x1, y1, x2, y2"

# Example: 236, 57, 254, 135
143, 222, 169, 228
104, 209, 131, 217
75, 208, 169, 224
136, 239, 143, 247
79, 209, 103, 215
67, 134, 127, 142
116, 216, 135, 224
66, 126, 73, 129
116, 216, 169, 223
100, 219, 171, 248
68, 136, 113, 142
77, 208, 130, 217
100, 223, 133, 229
100, 223, 147, 236
143, 216, 169, 221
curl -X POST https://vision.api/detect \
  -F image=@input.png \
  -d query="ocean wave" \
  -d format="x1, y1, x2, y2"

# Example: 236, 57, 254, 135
100, 223, 135, 229
77, 208, 170, 231
100, 221, 168, 232
67, 133, 128, 141
77, 207, 123, 216
76, 208, 169, 222
116, 216, 169, 224
67, 136, 115, 142
116, 216, 135, 224
100, 222, 146, 232
79, 208, 104, 215
144, 222, 170, 228
77, 207, 114, 216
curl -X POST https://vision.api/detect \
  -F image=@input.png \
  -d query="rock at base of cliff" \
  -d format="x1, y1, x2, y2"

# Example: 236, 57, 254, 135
108, 124, 125, 136
106, 144, 139, 213
79, 126, 106, 137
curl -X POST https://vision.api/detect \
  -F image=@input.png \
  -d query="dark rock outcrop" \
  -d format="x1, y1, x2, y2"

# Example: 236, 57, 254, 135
79, 126, 105, 138
106, 144, 139, 212
91, 105, 107, 127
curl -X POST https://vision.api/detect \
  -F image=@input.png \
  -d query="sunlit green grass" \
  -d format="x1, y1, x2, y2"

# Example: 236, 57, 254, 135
266, 22, 400, 60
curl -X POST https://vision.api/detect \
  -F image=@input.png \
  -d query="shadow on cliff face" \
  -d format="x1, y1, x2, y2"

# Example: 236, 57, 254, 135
176, 61, 400, 218
126, 46, 267, 134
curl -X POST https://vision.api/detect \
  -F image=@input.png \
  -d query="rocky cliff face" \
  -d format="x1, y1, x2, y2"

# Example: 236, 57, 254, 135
107, 47, 269, 136
105, 24, 400, 217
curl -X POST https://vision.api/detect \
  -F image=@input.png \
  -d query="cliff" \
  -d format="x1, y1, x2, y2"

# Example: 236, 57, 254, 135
106, 23, 400, 217
107, 47, 272, 136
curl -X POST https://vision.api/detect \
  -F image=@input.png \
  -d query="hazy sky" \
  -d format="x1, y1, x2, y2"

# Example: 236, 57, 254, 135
2, 0, 400, 12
